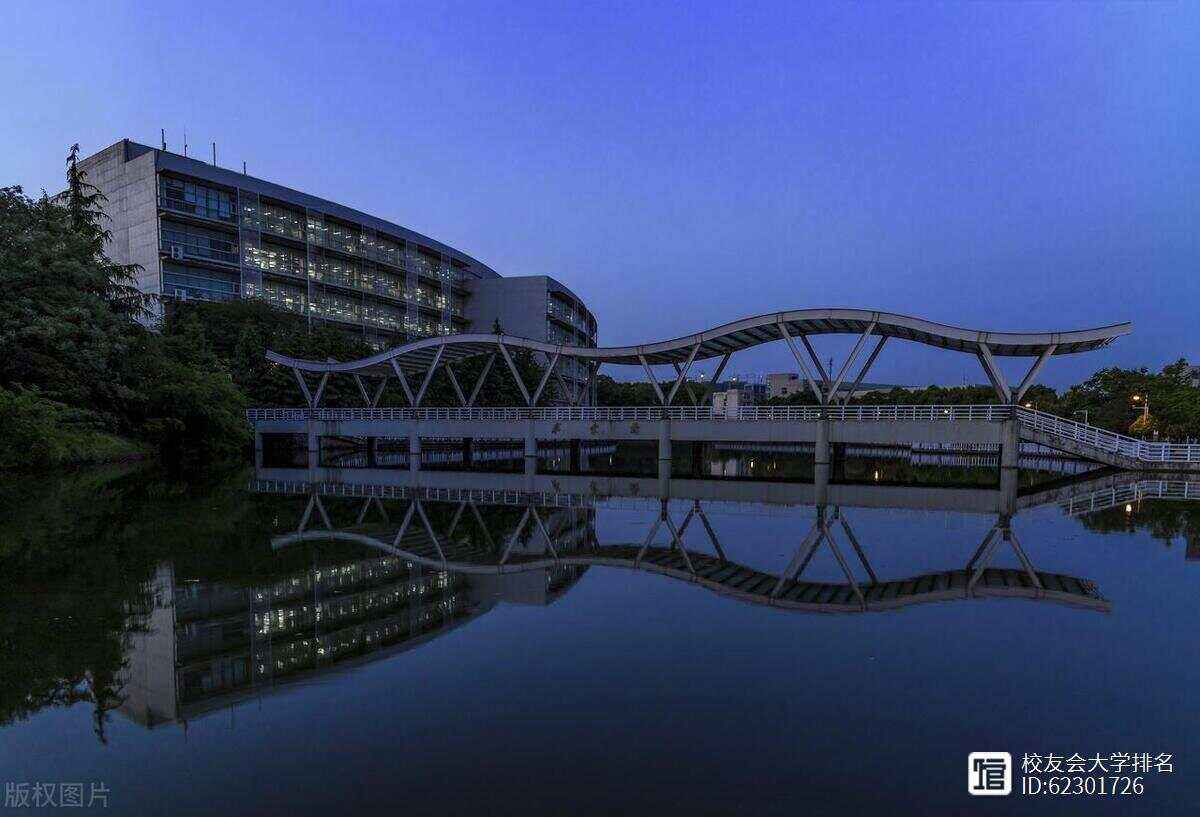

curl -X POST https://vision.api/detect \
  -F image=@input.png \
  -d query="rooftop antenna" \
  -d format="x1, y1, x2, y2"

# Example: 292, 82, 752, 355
243, 160, 247, 175
160, 128, 166, 151
183, 129, 188, 157
212, 142, 217, 167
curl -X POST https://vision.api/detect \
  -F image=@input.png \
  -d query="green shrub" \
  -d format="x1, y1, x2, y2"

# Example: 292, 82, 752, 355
0, 387, 145, 470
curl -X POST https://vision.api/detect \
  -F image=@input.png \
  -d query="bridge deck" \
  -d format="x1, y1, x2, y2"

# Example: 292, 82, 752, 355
249, 405, 1200, 471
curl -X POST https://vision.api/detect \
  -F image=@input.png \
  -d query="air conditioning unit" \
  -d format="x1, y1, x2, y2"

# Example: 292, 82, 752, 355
170, 245, 184, 261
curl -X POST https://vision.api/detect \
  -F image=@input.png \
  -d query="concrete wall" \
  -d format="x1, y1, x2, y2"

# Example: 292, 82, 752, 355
78, 140, 162, 305
465, 275, 550, 340
767, 372, 802, 399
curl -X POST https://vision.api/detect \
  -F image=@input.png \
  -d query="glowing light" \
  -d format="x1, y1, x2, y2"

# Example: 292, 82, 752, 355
1125, 504, 1133, 513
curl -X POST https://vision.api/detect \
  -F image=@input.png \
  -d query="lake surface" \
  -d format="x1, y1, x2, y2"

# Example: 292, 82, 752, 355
3, 455, 1200, 815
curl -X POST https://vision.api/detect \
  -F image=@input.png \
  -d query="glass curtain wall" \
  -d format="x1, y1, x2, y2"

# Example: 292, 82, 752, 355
237, 189, 262, 298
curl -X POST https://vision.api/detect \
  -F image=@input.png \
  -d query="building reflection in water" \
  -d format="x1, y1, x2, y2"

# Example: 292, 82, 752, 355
118, 510, 590, 729
118, 463, 1200, 731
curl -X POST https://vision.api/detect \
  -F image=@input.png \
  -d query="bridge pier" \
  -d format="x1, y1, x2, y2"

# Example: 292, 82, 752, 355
525, 423, 537, 476
366, 437, 378, 468
814, 416, 831, 497
999, 417, 1019, 474
659, 417, 672, 480
307, 425, 319, 468
254, 432, 264, 469
462, 437, 474, 467
831, 442, 847, 481
569, 438, 581, 472
409, 434, 421, 473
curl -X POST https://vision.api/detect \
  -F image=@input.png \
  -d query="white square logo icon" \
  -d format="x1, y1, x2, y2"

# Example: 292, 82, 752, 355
968, 752, 1012, 796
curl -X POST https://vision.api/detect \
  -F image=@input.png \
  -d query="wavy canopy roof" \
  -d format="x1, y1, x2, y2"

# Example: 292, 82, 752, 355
269, 308, 1132, 377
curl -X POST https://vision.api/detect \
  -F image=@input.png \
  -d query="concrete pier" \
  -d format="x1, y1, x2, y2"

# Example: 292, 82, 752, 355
658, 417, 672, 481
525, 423, 537, 476
999, 417, 1019, 473
307, 426, 319, 468
409, 434, 421, 473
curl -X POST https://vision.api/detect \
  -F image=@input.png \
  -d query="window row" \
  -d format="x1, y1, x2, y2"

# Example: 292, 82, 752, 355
547, 298, 593, 334
547, 322, 592, 348
159, 177, 236, 223
162, 263, 239, 301
241, 244, 466, 314
239, 196, 466, 280
257, 280, 452, 338
161, 221, 239, 264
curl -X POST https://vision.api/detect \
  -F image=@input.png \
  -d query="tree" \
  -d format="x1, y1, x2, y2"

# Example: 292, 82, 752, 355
0, 154, 249, 468
1059, 360, 1200, 440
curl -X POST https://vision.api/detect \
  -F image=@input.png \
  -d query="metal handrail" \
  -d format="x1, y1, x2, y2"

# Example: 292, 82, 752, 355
245, 403, 1012, 424
1015, 407, 1200, 463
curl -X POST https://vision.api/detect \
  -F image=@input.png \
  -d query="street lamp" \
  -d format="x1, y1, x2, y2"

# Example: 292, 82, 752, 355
1132, 394, 1150, 422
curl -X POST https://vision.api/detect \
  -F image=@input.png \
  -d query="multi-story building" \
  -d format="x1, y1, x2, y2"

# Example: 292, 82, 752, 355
766, 372, 901, 400
713, 378, 768, 405
77, 139, 598, 373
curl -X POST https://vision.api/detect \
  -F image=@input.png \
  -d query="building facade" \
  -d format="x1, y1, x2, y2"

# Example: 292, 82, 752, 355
713, 379, 768, 404
766, 372, 901, 400
78, 139, 597, 373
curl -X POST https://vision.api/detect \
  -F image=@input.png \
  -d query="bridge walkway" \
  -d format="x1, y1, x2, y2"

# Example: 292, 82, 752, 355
249, 405, 1200, 471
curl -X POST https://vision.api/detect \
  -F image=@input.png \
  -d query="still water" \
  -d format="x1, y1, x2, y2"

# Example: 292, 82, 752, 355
2, 450, 1199, 815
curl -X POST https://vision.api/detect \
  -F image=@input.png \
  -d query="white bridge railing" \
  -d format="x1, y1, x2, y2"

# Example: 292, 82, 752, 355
1062, 479, 1200, 515
1016, 407, 1200, 464
245, 404, 1200, 464
246, 404, 1014, 424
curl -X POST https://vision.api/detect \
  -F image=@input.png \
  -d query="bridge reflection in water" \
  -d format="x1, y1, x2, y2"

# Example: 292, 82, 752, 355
256, 466, 1127, 618
119, 463, 1200, 731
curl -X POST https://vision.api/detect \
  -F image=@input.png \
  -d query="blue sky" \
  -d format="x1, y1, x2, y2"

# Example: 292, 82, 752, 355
3, 1, 1196, 387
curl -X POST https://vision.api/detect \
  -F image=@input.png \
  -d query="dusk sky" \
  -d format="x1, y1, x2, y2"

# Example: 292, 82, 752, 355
4, 1, 1196, 387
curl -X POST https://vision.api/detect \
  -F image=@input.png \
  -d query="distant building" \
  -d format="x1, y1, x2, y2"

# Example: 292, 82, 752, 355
713, 387, 748, 417
766, 372, 802, 399
1188, 365, 1200, 388
765, 372, 903, 400
714, 379, 768, 404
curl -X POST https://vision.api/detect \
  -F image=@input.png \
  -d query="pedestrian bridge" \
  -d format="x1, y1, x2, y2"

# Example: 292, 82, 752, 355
253, 307, 1200, 472
248, 404, 1200, 470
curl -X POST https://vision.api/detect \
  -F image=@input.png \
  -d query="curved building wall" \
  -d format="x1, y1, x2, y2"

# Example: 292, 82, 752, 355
79, 139, 594, 354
